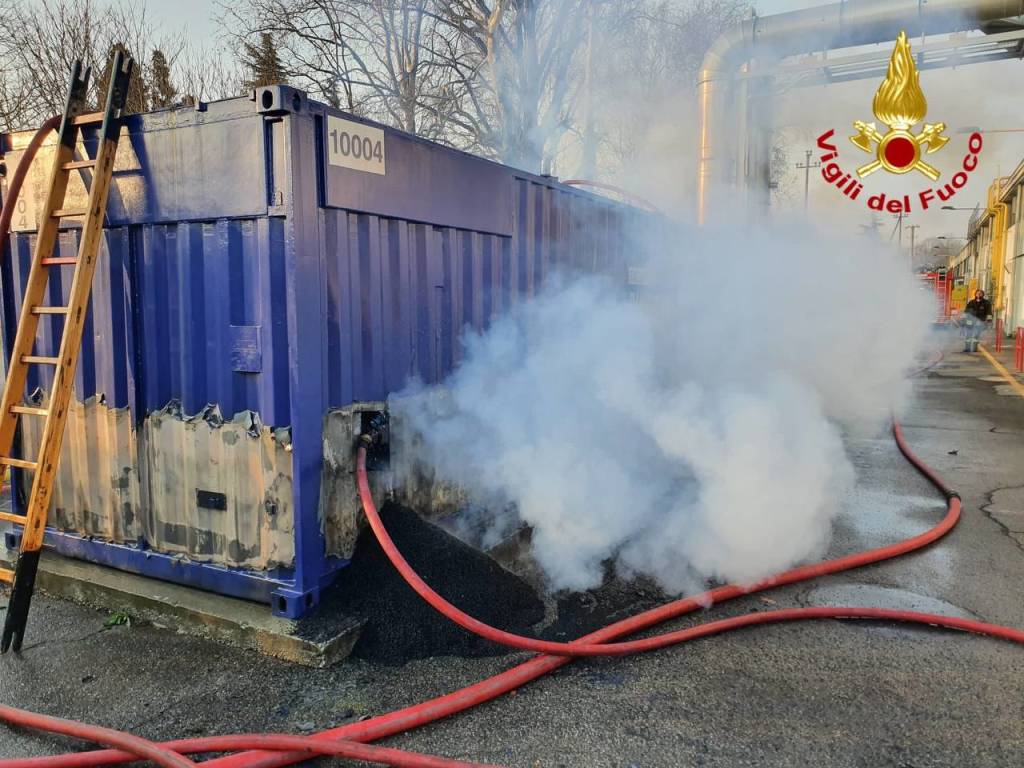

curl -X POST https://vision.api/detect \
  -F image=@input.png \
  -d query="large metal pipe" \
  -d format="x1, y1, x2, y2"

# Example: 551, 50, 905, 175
697, 0, 1024, 224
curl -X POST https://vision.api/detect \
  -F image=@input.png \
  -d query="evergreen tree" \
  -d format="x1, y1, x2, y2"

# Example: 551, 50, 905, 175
95, 43, 148, 113
149, 48, 177, 108
242, 32, 287, 89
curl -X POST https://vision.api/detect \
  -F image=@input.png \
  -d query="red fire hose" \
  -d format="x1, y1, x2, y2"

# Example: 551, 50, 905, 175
0, 706, 197, 768
0, 703, 496, 768
5, 414, 1024, 768
0, 115, 60, 248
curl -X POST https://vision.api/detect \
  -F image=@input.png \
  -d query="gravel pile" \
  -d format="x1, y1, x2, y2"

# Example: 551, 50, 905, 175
306, 502, 545, 665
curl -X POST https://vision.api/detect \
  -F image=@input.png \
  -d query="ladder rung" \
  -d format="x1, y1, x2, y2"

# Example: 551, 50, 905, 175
10, 405, 48, 417
31, 306, 69, 315
0, 567, 12, 583
71, 111, 104, 126
0, 54, 130, 651
62, 159, 96, 170
0, 457, 37, 471
0, 511, 26, 525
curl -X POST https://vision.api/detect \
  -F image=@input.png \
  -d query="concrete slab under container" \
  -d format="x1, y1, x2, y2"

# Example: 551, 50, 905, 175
0, 548, 363, 667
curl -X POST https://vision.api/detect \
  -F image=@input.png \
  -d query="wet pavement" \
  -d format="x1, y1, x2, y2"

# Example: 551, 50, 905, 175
2, 341, 1024, 767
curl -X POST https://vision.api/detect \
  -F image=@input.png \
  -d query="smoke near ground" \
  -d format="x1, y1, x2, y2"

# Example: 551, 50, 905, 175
353, 9, 947, 600
385, 7, 955, 595
392, 222, 934, 595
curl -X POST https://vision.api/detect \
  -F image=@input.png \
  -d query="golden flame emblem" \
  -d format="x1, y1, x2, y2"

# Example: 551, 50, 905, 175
850, 31, 948, 180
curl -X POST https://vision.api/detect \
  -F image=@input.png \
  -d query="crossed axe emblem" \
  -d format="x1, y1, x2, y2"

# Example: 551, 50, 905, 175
849, 121, 949, 181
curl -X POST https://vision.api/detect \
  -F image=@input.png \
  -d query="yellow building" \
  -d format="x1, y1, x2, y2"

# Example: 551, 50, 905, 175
948, 160, 1024, 333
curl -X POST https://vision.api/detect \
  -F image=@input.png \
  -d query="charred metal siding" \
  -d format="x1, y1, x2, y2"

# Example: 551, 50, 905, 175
0, 86, 646, 617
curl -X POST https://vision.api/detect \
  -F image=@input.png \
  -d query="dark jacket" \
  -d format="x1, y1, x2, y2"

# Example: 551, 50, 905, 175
965, 297, 992, 321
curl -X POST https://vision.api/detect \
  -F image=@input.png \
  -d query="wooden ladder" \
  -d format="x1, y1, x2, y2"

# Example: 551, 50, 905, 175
0, 52, 133, 653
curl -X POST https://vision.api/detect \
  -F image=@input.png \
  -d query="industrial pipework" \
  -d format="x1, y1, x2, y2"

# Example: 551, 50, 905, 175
697, 0, 1024, 224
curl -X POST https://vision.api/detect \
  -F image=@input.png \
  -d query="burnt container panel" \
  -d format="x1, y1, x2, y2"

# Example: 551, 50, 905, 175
0, 86, 647, 617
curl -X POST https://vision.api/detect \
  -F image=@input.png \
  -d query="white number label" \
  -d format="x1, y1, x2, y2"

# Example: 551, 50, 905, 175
11, 185, 36, 232
327, 115, 385, 175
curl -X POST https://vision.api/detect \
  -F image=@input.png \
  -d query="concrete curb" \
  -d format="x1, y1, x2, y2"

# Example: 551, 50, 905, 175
0, 549, 363, 667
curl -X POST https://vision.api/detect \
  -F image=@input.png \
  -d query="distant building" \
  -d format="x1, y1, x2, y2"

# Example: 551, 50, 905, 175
948, 160, 1024, 332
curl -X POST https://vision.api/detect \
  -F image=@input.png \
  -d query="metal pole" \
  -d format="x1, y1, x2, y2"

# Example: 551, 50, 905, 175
908, 224, 920, 268
890, 212, 905, 244
795, 149, 820, 211
805, 150, 812, 210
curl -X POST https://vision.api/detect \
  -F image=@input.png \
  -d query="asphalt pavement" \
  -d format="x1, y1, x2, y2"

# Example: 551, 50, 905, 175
2, 340, 1024, 767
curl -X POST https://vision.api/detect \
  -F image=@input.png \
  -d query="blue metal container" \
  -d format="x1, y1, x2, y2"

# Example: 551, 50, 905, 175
0, 86, 645, 617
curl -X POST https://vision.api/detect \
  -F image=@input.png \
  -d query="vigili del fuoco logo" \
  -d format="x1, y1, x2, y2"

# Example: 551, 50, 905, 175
816, 30, 983, 213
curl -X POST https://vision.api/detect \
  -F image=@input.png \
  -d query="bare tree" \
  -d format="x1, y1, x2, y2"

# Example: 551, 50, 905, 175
0, 0, 110, 124
217, 0, 373, 112
217, 0, 450, 137
174, 44, 245, 105
212, 0, 748, 176
431, 0, 597, 171
216, 1, 707, 172
0, 0, 197, 128
0, 0, 757, 181
0, 1, 245, 130
363, 0, 429, 134
100, 2, 185, 107
0, 0, 37, 132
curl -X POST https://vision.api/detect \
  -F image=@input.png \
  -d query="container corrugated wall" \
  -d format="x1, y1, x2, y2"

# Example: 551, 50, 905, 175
320, 180, 631, 406
134, 219, 290, 422
4, 227, 135, 407
0, 86, 648, 616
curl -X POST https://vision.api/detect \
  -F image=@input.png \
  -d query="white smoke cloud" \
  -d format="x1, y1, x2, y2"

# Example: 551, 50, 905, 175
384, 4, 1000, 595
391, 219, 934, 595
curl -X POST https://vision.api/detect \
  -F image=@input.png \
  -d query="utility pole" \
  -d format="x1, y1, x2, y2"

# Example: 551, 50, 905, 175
907, 224, 920, 269
890, 212, 905, 246
795, 149, 821, 211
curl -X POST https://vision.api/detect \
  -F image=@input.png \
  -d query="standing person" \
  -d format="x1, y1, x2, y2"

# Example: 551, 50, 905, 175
963, 289, 992, 353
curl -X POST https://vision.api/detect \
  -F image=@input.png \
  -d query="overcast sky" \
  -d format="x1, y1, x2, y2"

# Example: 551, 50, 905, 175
148, 1, 218, 41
